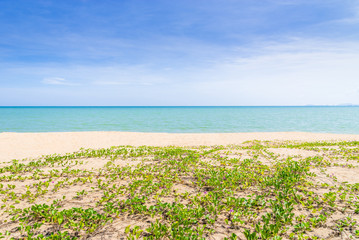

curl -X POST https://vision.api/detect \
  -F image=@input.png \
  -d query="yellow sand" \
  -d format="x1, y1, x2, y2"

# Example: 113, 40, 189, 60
1, 132, 359, 162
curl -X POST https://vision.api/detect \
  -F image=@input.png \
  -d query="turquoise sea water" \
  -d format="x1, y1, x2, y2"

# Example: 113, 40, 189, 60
0, 106, 358, 134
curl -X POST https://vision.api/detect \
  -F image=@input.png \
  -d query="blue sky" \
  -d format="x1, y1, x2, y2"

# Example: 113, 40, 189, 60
1, 0, 359, 106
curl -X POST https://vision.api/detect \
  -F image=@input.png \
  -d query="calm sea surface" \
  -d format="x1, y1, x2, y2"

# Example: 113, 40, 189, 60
0, 106, 358, 134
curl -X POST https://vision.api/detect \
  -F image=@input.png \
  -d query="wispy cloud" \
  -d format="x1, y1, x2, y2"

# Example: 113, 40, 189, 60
92, 81, 153, 86
333, 1, 359, 24
1, 37, 357, 105
187, 38, 359, 105
1, 0, 359, 105
42, 77, 78, 86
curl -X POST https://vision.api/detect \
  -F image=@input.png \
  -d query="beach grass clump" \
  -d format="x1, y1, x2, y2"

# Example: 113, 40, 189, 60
0, 141, 359, 239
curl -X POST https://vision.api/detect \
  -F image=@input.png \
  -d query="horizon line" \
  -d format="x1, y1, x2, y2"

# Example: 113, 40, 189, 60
1, 105, 358, 107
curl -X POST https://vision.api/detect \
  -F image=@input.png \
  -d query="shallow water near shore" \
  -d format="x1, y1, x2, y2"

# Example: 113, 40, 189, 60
1, 106, 359, 133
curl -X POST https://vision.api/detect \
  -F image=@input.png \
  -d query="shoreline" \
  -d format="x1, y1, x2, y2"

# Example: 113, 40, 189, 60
1, 131, 359, 162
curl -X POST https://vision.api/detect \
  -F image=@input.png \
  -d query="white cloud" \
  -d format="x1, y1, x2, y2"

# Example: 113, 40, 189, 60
42, 77, 78, 86
186, 39, 359, 105
2, 38, 359, 105
92, 81, 131, 86
92, 80, 153, 86
334, 2, 359, 24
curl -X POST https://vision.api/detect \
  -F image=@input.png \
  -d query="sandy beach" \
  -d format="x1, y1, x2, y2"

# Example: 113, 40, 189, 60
1, 131, 359, 162
1, 132, 359, 239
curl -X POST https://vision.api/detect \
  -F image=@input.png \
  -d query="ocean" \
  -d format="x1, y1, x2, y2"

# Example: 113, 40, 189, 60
0, 106, 358, 134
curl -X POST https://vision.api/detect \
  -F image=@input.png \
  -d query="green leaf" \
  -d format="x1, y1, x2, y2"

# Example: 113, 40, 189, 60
125, 225, 131, 234
58, 215, 64, 225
